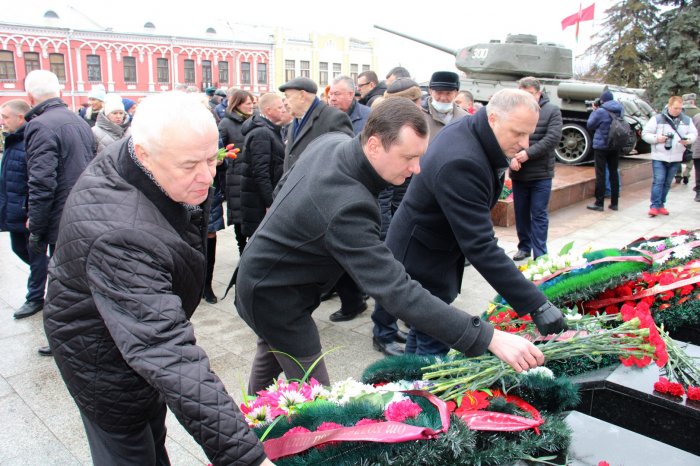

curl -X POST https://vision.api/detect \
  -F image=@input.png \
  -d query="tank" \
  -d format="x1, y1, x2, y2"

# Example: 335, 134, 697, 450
375, 25, 654, 164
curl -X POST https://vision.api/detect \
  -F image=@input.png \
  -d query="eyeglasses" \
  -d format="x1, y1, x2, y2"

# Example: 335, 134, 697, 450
357, 82, 371, 88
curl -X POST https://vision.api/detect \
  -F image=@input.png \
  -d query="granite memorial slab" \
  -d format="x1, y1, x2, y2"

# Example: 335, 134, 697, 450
570, 341, 700, 455
564, 410, 700, 466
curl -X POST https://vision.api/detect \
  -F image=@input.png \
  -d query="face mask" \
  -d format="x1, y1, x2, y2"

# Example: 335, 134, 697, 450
431, 99, 453, 114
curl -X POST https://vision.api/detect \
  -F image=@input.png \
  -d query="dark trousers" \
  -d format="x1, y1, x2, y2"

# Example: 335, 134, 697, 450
9, 231, 49, 303
371, 301, 400, 343
594, 149, 619, 206
694, 158, 700, 193
248, 338, 330, 395
80, 403, 170, 466
335, 273, 365, 312
512, 178, 552, 259
232, 223, 247, 254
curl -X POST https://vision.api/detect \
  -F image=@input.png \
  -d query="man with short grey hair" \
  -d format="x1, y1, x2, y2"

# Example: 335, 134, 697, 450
372, 88, 567, 356
1, 99, 50, 320
329, 75, 371, 135
44, 92, 273, 466
24, 70, 96, 355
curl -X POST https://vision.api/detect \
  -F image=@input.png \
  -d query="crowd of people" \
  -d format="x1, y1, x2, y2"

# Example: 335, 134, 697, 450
0, 65, 697, 465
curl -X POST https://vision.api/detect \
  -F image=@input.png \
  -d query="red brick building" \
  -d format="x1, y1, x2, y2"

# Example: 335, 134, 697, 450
0, 16, 273, 110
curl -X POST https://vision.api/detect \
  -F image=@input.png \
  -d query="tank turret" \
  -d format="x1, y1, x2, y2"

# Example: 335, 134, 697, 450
375, 25, 653, 164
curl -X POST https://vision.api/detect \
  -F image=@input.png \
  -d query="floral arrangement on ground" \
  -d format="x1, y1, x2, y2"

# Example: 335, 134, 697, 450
489, 229, 700, 336
239, 306, 699, 464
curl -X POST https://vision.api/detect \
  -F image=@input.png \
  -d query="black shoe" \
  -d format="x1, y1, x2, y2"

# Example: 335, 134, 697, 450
37, 345, 52, 357
586, 204, 604, 211
372, 337, 405, 356
329, 302, 367, 322
203, 287, 218, 304
695, 192, 700, 202
683, 176, 689, 185
608, 204, 618, 211
675, 177, 682, 184
512, 250, 530, 261
395, 330, 408, 343
320, 290, 337, 302
13, 300, 44, 319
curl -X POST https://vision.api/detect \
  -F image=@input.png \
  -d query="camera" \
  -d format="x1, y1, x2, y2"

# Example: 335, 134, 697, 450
664, 132, 674, 150
585, 98, 601, 111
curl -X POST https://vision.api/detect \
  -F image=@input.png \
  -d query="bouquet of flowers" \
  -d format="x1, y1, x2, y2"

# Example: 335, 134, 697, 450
217, 143, 240, 161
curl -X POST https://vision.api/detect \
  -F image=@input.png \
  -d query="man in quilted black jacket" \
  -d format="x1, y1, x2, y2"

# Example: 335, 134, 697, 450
43, 92, 273, 466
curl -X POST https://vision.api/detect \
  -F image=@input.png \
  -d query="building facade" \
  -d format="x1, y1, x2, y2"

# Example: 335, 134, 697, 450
0, 20, 273, 110
0, 9, 377, 112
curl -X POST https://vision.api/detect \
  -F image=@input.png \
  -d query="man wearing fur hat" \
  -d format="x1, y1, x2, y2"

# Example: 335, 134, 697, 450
422, 71, 468, 142
82, 84, 106, 127
279, 76, 353, 172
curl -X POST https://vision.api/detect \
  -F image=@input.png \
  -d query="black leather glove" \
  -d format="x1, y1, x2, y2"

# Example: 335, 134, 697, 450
28, 233, 47, 255
531, 301, 568, 335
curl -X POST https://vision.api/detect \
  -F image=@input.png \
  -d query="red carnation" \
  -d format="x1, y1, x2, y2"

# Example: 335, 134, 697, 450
604, 305, 619, 315
384, 399, 423, 422
282, 426, 311, 437
654, 377, 670, 394
355, 418, 381, 426
667, 382, 685, 397
659, 291, 675, 302
658, 273, 675, 286
598, 461, 610, 466
687, 386, 700, 401
679, 285, 694, 296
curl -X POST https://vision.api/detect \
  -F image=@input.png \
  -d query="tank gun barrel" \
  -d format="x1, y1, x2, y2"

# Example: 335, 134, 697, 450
374, 25, 457, 56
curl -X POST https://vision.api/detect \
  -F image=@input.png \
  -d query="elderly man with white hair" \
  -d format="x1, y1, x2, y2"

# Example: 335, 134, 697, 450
43, 92, 274, 466
23, 70, 95, 355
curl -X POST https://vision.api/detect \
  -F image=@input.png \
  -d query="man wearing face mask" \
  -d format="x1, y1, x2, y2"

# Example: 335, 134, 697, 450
422, 71, 469, 142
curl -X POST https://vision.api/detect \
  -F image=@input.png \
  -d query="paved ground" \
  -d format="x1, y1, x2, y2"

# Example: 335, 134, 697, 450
0, 169, 698, 465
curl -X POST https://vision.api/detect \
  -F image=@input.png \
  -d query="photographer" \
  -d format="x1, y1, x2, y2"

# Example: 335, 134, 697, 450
642, 95, 698, 216
586, 91, 624, 212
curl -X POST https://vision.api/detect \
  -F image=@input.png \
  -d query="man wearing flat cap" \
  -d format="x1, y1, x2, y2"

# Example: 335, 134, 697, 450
422, 71, 469, 142
279, 76, 353, 172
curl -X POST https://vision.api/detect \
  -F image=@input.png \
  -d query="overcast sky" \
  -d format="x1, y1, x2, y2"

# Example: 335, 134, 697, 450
17, 0, 616, 82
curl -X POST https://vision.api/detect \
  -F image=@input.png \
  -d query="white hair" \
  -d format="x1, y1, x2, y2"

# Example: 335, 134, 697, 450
25, 70, 61, 101
486, 88, 540, 119
130, 92, 217, 155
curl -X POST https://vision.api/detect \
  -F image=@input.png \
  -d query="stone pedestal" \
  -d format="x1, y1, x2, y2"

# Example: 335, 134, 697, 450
570, 341, 700, 455
564, 411, 700, 465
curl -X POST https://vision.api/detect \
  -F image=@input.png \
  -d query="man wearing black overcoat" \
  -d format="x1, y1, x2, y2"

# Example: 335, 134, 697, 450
373, 89, 567, 355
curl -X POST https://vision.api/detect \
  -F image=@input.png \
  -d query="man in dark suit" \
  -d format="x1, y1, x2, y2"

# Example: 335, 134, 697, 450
372, 89, 567, 356
279, 77, 353, 173
236, 98, 548, 394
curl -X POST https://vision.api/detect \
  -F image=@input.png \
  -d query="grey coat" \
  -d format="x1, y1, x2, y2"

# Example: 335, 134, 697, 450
92, 112, 129, 156
282, 99, 353, 173
236, 133, 490, 358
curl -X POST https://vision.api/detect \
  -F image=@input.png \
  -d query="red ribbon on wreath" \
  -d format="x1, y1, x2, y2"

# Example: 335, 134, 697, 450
262, 390, 450, 461
456, 395, 544, 434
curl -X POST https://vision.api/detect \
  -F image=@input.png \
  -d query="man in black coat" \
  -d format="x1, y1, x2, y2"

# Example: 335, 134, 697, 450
373, 89, 567, 356
240, 93, 288, 237
510, 77, 563, 261
0, 99, 49, 320
279, 76, 353, 173
44, 92, 272, 466
24, 70, 96, 356
236, 98, 547, 395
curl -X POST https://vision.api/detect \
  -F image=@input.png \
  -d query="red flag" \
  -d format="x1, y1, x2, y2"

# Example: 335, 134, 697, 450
561, 3, 595, 30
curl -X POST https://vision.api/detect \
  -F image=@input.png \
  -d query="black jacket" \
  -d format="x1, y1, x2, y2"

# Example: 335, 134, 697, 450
358, 81, 387, 107
240, 114, 285, 237
219, 111, 249, 225
236, 134, 491, 358
0, 125, 29, 232
282, 99, 353, 172
387, 108, 548, 319
509, 94, 562, 182
44, 139, 266, 465
24, 97, 96, 244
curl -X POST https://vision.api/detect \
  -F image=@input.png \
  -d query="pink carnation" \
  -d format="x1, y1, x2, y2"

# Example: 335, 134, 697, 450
282, 426, 311, 438
384, 399, 423, 422
316, 422, 344, 432
355, 418, 381, 426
